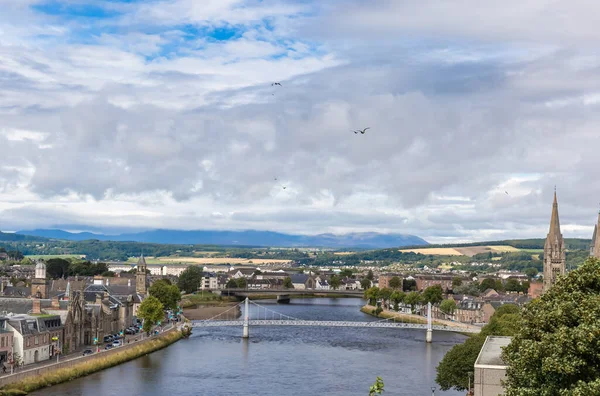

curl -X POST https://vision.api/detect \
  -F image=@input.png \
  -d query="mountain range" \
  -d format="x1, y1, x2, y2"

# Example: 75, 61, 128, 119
15, 229, 428, 249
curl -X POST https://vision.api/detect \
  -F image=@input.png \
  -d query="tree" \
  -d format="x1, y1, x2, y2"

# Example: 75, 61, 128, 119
452, 277, 463, 288
390, 291, 405, 312
361, 278, 372, 290
366, 270, 374, 281
226, 278, 237, 288
440, 299, 457, 316
502, 258, 600, 395
479, 278, 497, 292
404, 291, 421, 313
504, 278, 521, 293
369, 376, 385, 396
388, 276, 402, 290
177, 265, 203, 294
524, 267, 538, 278
329, 275, 341, 290
403, 279, 417, 292
436, 304, 521, 392
339, 269, 353, 278
101, 271, 115, 277
283, 277, 294, 289
378, 288, 392, 307
494, 279, 505, 292
236, 277, 247, 289
137, 296, 164, 333
364, 287, 379, 305
46, 258, 71, 279
149, 279, 181, 311
453, 283, 480, 297
421, 285, 444, 305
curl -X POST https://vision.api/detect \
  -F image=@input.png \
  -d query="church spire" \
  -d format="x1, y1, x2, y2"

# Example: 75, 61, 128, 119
543, 190, 566, 293
592, 211, 600, 259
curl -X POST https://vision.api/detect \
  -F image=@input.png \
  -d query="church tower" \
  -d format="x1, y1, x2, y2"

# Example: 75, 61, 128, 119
591, 211, 600, 258
31, 261, 48, 298
136, 254, 148, 295
543, 191, 566, 292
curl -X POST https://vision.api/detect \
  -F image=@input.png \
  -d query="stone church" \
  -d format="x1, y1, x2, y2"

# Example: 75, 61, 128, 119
543, 191, 566, 292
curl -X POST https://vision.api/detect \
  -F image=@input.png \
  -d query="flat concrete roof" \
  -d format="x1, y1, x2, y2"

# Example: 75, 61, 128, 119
475, 336, 512, 367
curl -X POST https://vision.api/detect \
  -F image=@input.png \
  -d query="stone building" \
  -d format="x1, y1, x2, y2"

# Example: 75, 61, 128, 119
591, 211, 600, 258
31, 261, 48, 299
415, 275, 454, 292
543, 191, 566, 292
136, 255, 148, 295
0, 317, 14, 366
7, 313, 62, 365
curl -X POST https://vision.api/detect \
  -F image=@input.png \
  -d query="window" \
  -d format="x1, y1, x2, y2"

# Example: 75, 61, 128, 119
26, 338, 30, 347
1, 337, 3, 347
35, 336, 39, 345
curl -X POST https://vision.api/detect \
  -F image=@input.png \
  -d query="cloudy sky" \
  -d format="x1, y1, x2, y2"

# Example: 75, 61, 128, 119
1, 0, 600, 243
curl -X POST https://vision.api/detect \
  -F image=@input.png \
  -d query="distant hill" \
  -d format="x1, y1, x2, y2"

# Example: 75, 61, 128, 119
16, 229, 429, 249
0, 231, 46, 242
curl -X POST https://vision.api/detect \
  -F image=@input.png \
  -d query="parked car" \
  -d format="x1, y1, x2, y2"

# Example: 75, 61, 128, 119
104, 344, 113, 350
125, 328, 134, 335
82, 349, 94, 356
103, 336, 113, 343
112, 340, 121, 347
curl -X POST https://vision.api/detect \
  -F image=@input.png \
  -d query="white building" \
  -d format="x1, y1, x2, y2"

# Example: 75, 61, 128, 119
200, 274, 219, 290
474, 336, 510, 396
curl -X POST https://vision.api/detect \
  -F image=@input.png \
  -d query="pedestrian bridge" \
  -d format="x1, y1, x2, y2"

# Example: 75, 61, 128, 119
190, 298, 481, 341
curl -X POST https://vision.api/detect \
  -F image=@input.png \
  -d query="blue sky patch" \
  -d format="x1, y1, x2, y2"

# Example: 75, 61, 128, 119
32, 1, 123, 19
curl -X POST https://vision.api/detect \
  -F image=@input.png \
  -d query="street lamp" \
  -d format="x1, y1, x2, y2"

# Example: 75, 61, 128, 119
431, 386, 436, 396
51, 336, 60, 363
468, 372, 473, 393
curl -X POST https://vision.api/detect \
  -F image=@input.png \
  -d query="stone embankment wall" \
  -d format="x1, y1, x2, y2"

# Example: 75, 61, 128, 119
0, 327, 182, 392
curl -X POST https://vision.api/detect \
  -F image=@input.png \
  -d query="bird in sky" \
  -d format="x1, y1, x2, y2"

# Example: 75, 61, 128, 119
271, 82, 282, 86
505, 191, 509, 195
274, 177, 287, 190
353, 127, 370, 134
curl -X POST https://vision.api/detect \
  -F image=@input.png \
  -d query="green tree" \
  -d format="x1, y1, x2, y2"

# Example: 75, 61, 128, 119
364, 287, 379, 305
502, 258, 600, 395
388, 276, 402, 289
283, 276, 294, 289
149, 279, 181, 311
137, 295, 165, 333
524, 267, 538, 278
436, 304, 521, 392
236, 277, 247, 289
46, 258, 71, 279
421, 285, 444, 304
378, 287, 392, 307
366, 270, 374, 281
329, 274, 341, 290
339, 269, 353, 278
453, 283, 480, 296
226, 278, 237, 288
403, 279, 417, 291
390, 291, 405, 312
439, 299, 457, 316
404, 291, 421, 313
101, 271, 115, 277
369, 376, 385, 396
494, 279, 505, 292
361, 278, 372, 290
479, 278, 497, 292
177, 265, 203, 294
452, 277, 463, 288
504, 278, 521, 293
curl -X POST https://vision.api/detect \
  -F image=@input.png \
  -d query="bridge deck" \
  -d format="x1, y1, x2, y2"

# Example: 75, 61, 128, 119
191, 320, 480, 333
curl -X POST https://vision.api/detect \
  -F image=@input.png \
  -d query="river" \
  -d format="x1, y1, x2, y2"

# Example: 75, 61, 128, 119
33, 298, 467, 396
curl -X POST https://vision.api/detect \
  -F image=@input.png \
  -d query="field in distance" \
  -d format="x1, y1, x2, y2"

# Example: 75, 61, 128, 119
26, 254, 86, 260
399, 245, 531, 257
125, 256, 293, 265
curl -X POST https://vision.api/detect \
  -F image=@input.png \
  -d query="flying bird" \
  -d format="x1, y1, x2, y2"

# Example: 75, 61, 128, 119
353, 127, 370, 134
505, 191, 509, 195
274, 177, 287, 190
271, 82, 282, 86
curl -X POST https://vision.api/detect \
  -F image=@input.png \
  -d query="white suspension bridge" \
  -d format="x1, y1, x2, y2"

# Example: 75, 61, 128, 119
191, 298, 481, 342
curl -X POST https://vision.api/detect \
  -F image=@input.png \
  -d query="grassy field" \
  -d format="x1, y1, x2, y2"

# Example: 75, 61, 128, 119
400, 245, 529, 257
25, 254, 85, 260
126, 256, 292, 265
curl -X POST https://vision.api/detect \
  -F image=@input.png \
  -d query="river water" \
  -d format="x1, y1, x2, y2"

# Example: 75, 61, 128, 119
33, 298, 466, 396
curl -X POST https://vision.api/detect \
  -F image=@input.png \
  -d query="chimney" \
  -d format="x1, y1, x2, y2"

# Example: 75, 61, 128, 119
96, 293, 104, 305
51, 296, 60, 309
32, 299, 41, 314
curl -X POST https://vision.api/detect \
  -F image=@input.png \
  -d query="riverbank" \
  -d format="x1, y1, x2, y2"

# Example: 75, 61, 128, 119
361, 305, 481, 333
0, 329, 183, 395
183, 303, 240, 320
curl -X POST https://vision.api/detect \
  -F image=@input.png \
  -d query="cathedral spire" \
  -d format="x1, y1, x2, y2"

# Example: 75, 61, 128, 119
543, 190, 566, 292
591, 211, 600, 259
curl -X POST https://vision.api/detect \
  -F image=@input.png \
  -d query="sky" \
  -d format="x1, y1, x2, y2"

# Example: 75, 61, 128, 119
1, 0, 600, 243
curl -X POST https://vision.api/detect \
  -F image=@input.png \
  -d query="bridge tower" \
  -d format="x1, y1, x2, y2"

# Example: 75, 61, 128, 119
426, 302, 432, 343
242, 297, 249, 338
